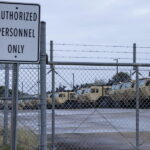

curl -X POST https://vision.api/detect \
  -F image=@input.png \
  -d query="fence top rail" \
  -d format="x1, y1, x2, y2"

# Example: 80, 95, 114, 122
48, 61, 150, 67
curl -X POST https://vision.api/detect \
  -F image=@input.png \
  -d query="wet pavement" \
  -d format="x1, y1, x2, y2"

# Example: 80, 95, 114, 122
1, 108, 150, 149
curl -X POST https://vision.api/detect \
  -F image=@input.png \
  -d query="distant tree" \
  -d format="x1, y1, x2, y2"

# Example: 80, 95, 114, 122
0, 86, 5, 97
94, 79, 106, 85
0, 86, 12, 97
109, 72, 131, 84
56, 85, 66, 92
0, 86, 29, 97
73, 85, 79, 91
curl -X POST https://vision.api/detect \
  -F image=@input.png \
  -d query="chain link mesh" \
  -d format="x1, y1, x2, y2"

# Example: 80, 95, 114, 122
17, 64, 40, 150
0, 64, 40, 150
0, 61, 150, 149
47, 65, 150, 150
0, 67, 5, 148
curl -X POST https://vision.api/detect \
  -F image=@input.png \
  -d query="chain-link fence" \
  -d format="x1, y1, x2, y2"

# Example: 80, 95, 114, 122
1, 41, 150, 150
0, 64, 41, 150
46, 42, 150, 150
17, 64, 40, 150
47, 64, 150, 150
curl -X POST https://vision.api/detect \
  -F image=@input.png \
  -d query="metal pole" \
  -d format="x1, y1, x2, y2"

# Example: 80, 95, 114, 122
40, 21, 47, 150
22, 82, 24, 98
3, 64, 9, 145
134, 43, 139, 150
116, 59, 118, 74
113, 58, 119, 74
130, 70, 132, 78
136, 66, 140, 150
11, 63, 19, 150
38, 64, 40, 97
48, 61, 150, 67
133, 43, 136, 70
50, 40, 56, 150
73, 73, 75, 89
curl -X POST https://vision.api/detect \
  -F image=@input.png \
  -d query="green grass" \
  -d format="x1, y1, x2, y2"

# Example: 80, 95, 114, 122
0, 129, 10, 150
0, 128, 39, 150
17, 128, 39, 150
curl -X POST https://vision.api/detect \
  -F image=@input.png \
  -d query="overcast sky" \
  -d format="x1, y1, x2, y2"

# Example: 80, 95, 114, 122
2, 0, 150, 46
1, 0, 150, 90
1, 0, 150, 64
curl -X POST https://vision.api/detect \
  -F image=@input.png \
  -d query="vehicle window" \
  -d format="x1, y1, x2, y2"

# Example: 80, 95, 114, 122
91, 89, 95, 93
54, 93, 58, 98
84, 88, 90, 93
81, 90, 85, 94
59, 94, 65, 97
111, 84, 121, 90
70, 93, 75, 99
77, 90, 82, 94
83, 89, 87, 94
116, 84, 122, 90
146, 81, 150, 86
139, 80, 146, 87
121, 82, 132, 89
121, 83, 126, 89
131, 82, 134, 88
95, 89, 99, 93
126, 82, 133, 88
83, 89, 86, 93
112, 85, 117, 90
91, 88, 99, 93
104, 88, 109, 94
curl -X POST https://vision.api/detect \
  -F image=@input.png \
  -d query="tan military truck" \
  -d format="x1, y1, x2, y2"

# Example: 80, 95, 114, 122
47, 91, 77, 109
76, 85, 111, 108
109, 78, 150, 108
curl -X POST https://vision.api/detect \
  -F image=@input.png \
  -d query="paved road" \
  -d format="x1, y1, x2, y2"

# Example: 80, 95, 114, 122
1, 108, 150, 149
47, 109, 150, 150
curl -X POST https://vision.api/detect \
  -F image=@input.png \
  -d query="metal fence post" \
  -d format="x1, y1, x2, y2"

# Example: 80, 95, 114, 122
3, 64, 9, 145
50, 40, 56, 150
133, 43, 136, 64
40, 21, 47, 150
136, 66, 140, 150
11, 63, 19, 150
134, 43, 140, 150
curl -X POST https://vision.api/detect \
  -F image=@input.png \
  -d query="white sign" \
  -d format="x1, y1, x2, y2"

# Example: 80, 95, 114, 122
0, 2, 40, 62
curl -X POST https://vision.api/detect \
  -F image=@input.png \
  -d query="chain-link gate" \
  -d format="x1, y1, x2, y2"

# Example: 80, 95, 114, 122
1, 39, 150, 150
47, 64, 150, 150
47, 42, 150, 150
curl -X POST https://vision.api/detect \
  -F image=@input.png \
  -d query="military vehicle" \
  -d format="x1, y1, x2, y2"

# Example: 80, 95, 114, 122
109, 81, 135, 107
108, 78, 150, 108
47, 91, 77, 109
76, 85, 111, 108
